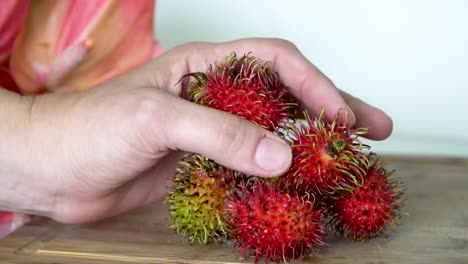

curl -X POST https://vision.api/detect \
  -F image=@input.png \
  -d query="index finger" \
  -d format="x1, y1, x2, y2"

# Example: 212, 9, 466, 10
179, 38, 355, 126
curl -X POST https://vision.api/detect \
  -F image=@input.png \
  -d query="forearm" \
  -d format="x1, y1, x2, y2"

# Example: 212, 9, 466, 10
0, 89, 52, 216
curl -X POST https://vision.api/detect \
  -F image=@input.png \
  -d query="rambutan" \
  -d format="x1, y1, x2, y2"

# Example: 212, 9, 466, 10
181, 52, 298, 131
284, 110, 369, 197
167, 154, 237, 244
224, 179, 327, 263
329, 153, 405, 240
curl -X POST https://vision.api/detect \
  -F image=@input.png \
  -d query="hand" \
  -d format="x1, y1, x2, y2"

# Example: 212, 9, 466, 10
7, 38, 392, 224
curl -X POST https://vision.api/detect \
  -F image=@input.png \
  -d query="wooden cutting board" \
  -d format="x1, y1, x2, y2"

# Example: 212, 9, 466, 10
0, 156, 467, 263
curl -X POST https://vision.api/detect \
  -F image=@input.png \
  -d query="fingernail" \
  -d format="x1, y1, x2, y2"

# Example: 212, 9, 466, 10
345, 105, 356, 127
255, 134, 292, 175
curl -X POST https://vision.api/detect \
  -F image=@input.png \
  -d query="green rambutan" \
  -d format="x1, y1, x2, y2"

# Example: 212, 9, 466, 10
181, 52, 298, 131
167, 154, 237, 244
329, 153, 405, 240
224, 179, 327, 263
284, 110, 369, 197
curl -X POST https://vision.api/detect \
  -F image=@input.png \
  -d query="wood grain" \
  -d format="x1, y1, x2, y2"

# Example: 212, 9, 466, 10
0, 155, 467, 263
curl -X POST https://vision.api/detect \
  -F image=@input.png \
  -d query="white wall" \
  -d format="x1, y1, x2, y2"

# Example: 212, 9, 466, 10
155, 0, 468, 158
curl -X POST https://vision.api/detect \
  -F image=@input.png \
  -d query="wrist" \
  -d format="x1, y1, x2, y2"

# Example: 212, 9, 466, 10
0, 90, 55, 217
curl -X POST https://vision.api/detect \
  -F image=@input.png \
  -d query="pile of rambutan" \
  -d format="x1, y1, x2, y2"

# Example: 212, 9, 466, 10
166, 52, 406, 263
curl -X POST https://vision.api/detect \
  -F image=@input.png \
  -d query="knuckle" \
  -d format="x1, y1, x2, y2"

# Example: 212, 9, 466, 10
133, 96, 162, 124
127, 91, 172, 148
179, 41, 208, 54
216, 115, 249, 157
272, 38, 298, 51
126, 89, 169, 126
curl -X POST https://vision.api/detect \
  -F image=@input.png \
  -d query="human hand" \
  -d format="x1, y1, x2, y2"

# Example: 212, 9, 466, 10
6, 38, 392, 224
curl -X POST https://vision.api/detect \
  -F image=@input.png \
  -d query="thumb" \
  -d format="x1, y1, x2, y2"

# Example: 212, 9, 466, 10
157, 93, 292, 178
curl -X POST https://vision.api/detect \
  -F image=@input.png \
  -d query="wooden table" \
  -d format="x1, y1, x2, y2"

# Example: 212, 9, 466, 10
0, 156, 467, 263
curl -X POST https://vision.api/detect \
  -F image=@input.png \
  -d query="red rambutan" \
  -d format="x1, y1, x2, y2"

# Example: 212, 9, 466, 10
181, 52, 298, 131
329, 153, 405, 240
224, 179, 327, 263
284, 110, 369, 197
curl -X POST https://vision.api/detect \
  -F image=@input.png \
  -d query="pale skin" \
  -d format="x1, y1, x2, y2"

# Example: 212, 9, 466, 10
0, 38, 393, 224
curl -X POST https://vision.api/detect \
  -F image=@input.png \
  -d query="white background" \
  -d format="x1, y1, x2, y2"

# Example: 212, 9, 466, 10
155, 0, 468, 157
